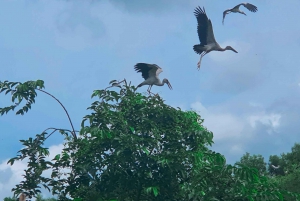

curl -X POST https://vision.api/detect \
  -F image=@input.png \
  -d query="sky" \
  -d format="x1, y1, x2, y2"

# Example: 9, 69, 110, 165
1, 0, 300, 199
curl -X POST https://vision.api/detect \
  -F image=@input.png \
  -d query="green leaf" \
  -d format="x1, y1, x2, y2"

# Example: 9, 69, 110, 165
54, 154, 60, 160
153, 186, 159, 197
129, 126, 135, 133
142, 147, 150, 155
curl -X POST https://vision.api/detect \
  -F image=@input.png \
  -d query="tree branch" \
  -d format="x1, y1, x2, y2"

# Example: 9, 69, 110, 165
36, 89, 77, 139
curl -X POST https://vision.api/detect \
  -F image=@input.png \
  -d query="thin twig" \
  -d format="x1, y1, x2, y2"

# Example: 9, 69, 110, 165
36, 89, 77, 139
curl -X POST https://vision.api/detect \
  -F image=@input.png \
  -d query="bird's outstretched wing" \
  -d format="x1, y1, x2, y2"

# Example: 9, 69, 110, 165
222, 10, 230, 24
207, 19, 216, 44
194, 6, 216, 45
240, 3, 258, 12
134, 63, 162, 80
194, 6, 208, 45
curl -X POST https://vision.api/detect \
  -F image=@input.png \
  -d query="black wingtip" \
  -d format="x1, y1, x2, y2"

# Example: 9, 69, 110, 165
134, 63, 142, 73
194, 6, 206, 17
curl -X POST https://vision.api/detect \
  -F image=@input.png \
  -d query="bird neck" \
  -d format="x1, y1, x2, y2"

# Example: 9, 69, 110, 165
157, 81, 165, 86
219, 48, 226, 52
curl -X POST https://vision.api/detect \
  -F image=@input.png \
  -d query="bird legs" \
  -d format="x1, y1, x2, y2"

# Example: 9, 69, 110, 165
147, 85, 158, 96
197, 51, 207, 70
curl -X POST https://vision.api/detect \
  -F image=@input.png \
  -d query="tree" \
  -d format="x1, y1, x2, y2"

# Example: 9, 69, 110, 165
3, 197, 17, 201
268, 143, 300, 200
236, 152, 267, 176
36, 194, 57, 201
268, 155, 284, 176
1, 80, 300, 200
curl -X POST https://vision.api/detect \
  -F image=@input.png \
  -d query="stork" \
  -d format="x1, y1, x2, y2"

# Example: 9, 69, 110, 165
134, 63, 172, 95
223, 3, 258, 24
193, 6, 238, 70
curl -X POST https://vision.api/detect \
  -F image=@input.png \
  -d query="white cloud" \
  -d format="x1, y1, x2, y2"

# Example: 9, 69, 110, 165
192, 101, 282, 136
191, 101, 245, 141
229, 144, 245, 155
247, 113, 281, 134
189, 98, 289, 165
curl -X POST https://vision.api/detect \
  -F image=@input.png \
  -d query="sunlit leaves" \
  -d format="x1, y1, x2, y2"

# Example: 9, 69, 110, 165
145, 186, 159, 197
0, 80, 44, 115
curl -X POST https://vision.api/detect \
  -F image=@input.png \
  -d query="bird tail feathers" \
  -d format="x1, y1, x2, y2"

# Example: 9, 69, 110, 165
193, 44, 205, 54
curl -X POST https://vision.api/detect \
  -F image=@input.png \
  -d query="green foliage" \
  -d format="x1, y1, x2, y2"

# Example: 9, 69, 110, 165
4, 80, 300, 201
0, 80, 44, 115
36, 193, 58, 201
268, 155, 284, 176
3, 197, 17, 201
276, 167, 300, 201
4, 194, 58, 201
236, 152, 267, 176
268, 143, 300, 200
0, 80, 77, 139
62, 83, 216, 200
281, 143, 300, 174
7, 132, 52, 198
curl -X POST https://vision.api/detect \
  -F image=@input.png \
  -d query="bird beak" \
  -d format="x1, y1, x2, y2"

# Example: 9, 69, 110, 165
232, 48, 238, 53
167, 81, 173, 90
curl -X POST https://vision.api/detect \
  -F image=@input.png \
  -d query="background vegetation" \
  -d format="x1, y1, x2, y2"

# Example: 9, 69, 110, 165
1, 80, 299, 201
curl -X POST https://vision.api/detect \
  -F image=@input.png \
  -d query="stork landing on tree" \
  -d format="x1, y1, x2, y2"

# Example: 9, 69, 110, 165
134, 63, 172, 95
193, 6, 238, 70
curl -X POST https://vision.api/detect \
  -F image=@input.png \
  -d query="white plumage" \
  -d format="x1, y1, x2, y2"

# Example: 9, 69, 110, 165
134, 63, 172, 94
193, 6, 238, 70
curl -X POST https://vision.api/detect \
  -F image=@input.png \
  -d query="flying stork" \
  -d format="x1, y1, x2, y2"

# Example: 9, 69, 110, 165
134, 63, 172, 95
193, 6, 238, 70
223, 3, 258, 24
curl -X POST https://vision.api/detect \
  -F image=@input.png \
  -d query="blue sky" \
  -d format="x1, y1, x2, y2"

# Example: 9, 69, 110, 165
1, 0, 300, 199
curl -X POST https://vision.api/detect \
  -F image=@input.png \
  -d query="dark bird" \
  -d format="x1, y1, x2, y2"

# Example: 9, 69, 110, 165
193, 6, 238, 70
223, 3, 258, 24
134, 63, 172, 95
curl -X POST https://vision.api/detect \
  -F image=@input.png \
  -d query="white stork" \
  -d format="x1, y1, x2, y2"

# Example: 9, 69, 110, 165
134, 63, 172, 95
223, 3, 258, 24
193, 6, 238, 70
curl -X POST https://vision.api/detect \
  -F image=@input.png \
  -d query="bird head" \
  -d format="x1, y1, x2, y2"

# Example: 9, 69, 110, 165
226, 46, 238, 53
163, 78, 173, 90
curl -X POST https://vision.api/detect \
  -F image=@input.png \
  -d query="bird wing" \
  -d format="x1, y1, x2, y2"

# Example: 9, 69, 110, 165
233, 4, 242, 10
134, 63, 151, 80
222, 10, 230, 24
194, 6, 208, 45
240, 3, 258, 12
194, 6, 216, 45
147, 64, 162, 79
207, 18, 217, 44
134, 63, 162, 80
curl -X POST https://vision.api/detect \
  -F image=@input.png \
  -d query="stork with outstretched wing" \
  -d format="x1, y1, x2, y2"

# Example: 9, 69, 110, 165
134, 63, 172, 95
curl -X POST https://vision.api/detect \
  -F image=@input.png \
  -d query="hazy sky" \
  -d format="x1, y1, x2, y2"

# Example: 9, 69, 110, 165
1, 0, 300, 199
